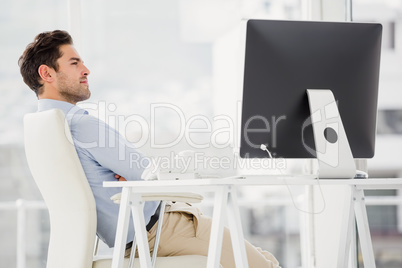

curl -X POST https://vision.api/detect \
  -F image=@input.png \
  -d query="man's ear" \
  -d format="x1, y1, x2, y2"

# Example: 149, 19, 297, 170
38, 65, 54, 83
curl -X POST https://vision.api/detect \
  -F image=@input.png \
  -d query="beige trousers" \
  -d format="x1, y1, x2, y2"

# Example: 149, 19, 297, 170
139, 202, 281, 268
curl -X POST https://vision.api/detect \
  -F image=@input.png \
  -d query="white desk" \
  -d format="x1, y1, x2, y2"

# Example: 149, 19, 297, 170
104, 176, 402, 268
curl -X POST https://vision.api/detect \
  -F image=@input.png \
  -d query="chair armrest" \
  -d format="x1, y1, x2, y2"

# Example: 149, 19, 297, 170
110, 192, 203, 204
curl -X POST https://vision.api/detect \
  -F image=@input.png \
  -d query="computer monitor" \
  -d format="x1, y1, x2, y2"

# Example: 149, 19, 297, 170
239, 20, 382, 178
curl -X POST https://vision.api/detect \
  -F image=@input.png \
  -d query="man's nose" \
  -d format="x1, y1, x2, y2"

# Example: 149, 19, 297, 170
82, 64, 90, 76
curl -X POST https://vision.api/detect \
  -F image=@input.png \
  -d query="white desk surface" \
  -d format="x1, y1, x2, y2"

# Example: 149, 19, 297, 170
104, 175, 402, 268
104, 176, 402, 190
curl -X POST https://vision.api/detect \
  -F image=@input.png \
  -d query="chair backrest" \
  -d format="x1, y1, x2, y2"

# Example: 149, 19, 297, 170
24, 109, 97, 268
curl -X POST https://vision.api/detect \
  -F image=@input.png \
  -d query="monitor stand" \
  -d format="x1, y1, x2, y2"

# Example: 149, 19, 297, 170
305, 89, 356, 179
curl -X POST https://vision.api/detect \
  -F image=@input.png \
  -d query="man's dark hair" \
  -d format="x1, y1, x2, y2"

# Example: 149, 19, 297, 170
18, 30, 73, 96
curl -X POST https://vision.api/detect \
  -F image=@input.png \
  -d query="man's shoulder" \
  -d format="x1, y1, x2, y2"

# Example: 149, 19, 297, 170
68, 112, 100, 125
67, 113, 113, 136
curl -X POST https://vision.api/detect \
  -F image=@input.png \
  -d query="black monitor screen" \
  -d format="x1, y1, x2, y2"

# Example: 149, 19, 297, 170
240, 19, 382, 159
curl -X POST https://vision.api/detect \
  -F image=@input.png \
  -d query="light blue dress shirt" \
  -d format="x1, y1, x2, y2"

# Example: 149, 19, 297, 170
38, 99, 158, 247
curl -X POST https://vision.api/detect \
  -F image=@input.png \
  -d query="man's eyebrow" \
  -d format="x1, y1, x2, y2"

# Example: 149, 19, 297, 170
69, 57, 83, 62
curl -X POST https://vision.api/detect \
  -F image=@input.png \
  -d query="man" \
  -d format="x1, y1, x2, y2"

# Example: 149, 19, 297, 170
19, 30, 280, 267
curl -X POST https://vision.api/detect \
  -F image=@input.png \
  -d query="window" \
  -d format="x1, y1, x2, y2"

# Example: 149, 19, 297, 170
353, 0, 402, 267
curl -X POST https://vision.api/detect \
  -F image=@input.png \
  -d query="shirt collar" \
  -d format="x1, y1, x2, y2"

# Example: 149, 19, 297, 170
37, 99, 89, 115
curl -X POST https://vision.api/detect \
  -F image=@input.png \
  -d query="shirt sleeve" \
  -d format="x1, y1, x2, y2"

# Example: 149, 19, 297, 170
69, 114, 149, 181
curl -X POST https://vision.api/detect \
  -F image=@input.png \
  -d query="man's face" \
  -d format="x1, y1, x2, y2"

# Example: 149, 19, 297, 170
54, 44, 91, 103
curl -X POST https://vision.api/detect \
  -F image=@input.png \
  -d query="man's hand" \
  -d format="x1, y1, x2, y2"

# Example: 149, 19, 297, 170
114, 174, 127, 181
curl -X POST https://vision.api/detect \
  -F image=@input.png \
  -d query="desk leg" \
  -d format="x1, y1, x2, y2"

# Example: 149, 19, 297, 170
112, 187, 132, 268
353, 188, 376, 268
226, 186, 249, 268
337, 188, 355, 268
207, 186, 228, 268
337, 186, 376, 268
130, 193, 152, 268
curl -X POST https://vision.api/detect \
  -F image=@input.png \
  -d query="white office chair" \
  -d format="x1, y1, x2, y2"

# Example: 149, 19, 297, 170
24, 109, 210, 268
